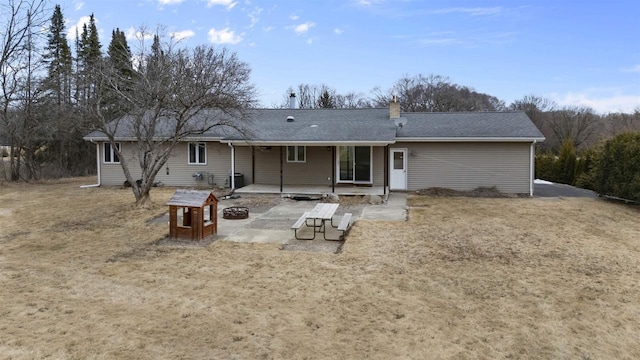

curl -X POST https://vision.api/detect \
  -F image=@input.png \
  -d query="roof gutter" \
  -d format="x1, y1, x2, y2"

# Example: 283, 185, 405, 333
80, 140, 101, 188
397, 137, 546, 143
220, 140, 395, 146
83, 136, 225, 142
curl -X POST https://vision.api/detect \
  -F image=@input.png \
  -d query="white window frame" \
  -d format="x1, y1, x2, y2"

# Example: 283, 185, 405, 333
103, 142, 120, 164
188, 142, 207, 165
286, 146, 306, 163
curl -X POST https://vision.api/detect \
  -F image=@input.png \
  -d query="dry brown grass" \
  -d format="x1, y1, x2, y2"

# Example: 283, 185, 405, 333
1, 178, 639, 359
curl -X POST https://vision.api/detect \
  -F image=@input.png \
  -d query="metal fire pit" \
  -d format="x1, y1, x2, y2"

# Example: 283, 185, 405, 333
223, 206, 249, 220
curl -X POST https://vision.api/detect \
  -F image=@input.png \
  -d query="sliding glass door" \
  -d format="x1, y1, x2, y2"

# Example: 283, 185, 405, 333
337, 146, 371, 183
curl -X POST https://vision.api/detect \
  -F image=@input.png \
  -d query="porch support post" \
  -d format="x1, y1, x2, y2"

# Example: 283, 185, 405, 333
251, 146, 255, 185
228, 143, 235, 190
384, 145, 389, 195
331, 146, 335, 193
280, 146, 283, 193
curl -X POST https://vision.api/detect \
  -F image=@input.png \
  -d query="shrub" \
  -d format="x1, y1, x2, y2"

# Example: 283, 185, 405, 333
535, 151, 557, 181
556, 139, 577, 185
590, 132, 640, 202
574, 148, 596, 190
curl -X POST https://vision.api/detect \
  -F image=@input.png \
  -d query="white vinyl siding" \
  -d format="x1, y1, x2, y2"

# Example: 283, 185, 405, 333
100, 142, 233, 187
392, 142, 531, 194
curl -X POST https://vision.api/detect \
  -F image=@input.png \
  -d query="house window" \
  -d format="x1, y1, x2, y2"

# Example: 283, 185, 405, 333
286, 146, 306, 162
188, 142, 206, 164
103, 142, 120, 164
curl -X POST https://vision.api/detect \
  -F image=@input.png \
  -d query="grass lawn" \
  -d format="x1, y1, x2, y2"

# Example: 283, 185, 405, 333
1, 177, 639, 359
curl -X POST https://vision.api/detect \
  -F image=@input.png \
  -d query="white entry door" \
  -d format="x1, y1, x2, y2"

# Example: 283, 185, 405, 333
390, 149, 407, 190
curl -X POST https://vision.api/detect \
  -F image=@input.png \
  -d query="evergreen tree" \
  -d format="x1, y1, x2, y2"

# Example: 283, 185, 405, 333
317, 90, 335, 108
103, 28, 133, 117
44, 5, 72, 106
77, 14, 101, 105
107, 28, 132, 74
556, 139, 577, 185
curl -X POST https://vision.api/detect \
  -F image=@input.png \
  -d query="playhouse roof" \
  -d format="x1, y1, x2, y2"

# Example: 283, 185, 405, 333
166, 189, 217, 207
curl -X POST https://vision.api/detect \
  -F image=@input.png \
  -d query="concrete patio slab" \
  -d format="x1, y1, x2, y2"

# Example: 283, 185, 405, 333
361, 193, 408, 221
156, 192, 408, 248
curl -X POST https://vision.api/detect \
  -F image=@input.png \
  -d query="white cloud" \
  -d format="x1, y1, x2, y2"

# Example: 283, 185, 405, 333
431, 7, 503, 16
208, 27, 242, 44
419, 38, 463, 46
355, 0, 384, 6
158, 0, 185, 4
289, 14, 299, 20
66, 15, 92, 43
554, 90, 640, 114
207, 0, 238, 10
264, 26, 273, 32
74, 1, 84, 11
248, 7, 263, 28
293, 21, 315, 35
125, 27, 154, 41
621, 64, 640, 73
170, 30, 195, 41
306, 38, 313, 44
334, 28, 343, 35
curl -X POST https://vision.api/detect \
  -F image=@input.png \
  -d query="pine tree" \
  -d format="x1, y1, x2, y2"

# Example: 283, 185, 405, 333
317, 90, 335, 108
103, 28, 133, 117
77, 14, 101, 105
107, 28, 132, 73
44, 5, 72, 106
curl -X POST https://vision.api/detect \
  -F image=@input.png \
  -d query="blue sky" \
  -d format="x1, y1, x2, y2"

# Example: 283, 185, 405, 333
57, 0, 640, 113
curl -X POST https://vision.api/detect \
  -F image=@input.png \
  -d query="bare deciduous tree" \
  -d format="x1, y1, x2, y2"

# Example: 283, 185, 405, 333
372, 74, 504, 112
547, 106, 599, 149
0, 0, 48, 181
603, 108, 640, 137
93, 33, 256, 206
509, 94, 556, 130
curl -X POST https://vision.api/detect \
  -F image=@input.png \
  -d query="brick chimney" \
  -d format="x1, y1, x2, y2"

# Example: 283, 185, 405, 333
389, 95, 400, 119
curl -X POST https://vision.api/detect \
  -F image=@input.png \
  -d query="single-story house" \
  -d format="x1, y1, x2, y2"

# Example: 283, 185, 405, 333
83, 98, 545, 195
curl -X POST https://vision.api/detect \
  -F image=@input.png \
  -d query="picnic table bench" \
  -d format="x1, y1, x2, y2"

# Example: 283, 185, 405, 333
291, 203, 353, 241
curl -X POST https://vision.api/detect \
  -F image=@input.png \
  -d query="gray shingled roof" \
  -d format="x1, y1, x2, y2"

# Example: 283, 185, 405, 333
85, 108, 544, 143
227, 108, 397, 143
397, 111, 545, 139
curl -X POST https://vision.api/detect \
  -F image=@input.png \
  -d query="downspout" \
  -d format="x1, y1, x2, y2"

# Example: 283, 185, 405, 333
529, 140, 536, 197
228, 142, 235, 190
80, 140, 101, 188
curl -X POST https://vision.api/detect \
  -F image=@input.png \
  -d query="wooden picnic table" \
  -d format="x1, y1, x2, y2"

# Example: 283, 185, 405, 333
308, 203, 339, 222
292, 203, 352, 241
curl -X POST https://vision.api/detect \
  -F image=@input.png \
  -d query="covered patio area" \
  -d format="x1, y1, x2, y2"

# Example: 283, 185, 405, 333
234, 184, 386, 196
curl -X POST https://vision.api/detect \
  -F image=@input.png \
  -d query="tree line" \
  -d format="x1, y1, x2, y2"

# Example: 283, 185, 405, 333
1, 1, 108, 181
1, 0, 638, 202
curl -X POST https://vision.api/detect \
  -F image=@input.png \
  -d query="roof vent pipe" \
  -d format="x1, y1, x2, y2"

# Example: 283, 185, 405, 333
289, 93, 296, 109
287, 116, 295, 122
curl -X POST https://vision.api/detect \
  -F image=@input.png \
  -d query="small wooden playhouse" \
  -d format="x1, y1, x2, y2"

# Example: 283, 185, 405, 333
167, 189, 218, 241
